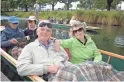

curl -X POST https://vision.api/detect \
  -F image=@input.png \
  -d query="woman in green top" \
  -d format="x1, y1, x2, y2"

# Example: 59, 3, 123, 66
55, 21, 102, 64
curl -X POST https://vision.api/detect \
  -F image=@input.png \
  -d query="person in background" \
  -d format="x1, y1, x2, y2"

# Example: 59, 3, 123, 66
69, 16, 77, 26
24, 16, 37, 42
55, 20, 102, 64
1, 16, 27, 52
16, 20, 69, 81
34, 1, 40, 20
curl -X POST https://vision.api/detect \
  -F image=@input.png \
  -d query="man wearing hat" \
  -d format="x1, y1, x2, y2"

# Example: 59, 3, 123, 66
1, 16, 26, 52
24, 16, 38, 42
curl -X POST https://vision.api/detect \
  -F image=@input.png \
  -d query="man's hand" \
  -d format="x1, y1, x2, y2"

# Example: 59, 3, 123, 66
48, 65, 60, 73
9, 38, 18, 44
26, 36, 30, 41
55, 40, 61, 52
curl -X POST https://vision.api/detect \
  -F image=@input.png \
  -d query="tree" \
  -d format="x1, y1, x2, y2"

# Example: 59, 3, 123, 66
78, 0, 94, 10
107, 0, 123, 11
18, 0, 36, 12
59, 0, 77, 10
111, 0, 120, 10
94, 0, 106, 10
43, 0, 58, 10
64, 3, 72, 10
37, 0, 47, 5
38, 0, 55, 10
1, 0, 10, 12
1, 0, 19, 12
10, 0, 20, 11
35, 0, 58, 11
107, 0, 113, 11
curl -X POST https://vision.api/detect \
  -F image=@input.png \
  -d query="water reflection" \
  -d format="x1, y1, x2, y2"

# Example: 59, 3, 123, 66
114, 35, 124, 47
91, 25, 124, 55
87, 30, 99, 35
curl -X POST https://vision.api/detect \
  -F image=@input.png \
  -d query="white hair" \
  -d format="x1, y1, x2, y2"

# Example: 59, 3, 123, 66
71, 20, 87, 33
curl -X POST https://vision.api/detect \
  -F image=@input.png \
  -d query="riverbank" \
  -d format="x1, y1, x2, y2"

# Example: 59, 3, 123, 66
3, 10, 124, 27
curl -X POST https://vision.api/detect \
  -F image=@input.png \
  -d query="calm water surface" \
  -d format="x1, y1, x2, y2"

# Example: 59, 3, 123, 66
91, 25, 124, 56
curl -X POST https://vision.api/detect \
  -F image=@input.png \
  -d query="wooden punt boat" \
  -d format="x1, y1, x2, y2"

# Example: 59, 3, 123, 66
1, 48, 124, 82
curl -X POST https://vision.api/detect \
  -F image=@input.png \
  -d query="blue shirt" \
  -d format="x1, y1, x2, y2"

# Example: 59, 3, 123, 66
39, 40, 51, 49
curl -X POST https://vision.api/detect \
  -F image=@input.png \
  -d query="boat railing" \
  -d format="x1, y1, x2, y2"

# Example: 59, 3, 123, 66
0, 48, 45, 82
64, 48, 124, 64
99, 49, 124, 63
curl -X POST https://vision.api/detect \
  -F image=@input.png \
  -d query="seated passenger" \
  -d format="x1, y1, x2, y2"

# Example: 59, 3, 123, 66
24, 16, 38, 42
1, 16, 27, 52
55, 21, 102, 64
16, 20, 69, 81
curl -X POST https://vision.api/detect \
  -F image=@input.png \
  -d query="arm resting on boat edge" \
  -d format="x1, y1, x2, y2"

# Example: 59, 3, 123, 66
0, 48, 45, 82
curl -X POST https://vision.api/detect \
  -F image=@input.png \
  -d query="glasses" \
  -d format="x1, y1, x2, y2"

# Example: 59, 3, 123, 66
28, 20, 35, 23
73, 28, 83, 34
38, 22, 52, 28
12, 23, 18, 24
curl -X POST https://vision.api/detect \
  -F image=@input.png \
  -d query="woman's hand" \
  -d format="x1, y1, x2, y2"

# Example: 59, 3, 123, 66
55, 40, 61, 52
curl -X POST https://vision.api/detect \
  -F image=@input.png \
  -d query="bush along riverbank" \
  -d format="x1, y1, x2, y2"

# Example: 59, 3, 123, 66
4, 10, 124, 26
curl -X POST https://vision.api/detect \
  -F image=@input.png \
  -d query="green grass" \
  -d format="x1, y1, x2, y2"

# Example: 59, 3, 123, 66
3, 10, 124, 26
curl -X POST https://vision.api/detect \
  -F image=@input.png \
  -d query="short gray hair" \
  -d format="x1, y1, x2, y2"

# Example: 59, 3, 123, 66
71, 20, 86, 33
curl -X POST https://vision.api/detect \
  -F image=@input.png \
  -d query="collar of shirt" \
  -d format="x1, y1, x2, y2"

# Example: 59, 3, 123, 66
38, 40, 51, 49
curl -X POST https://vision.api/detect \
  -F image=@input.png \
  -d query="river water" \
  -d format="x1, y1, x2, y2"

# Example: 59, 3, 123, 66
89, 25, 124, 56
1, 17, 124, 56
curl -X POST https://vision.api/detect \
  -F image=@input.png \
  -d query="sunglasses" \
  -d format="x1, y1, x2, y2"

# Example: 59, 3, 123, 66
12, 23, 18, 25
73, 28, 83, 34
39, 22, 52, 28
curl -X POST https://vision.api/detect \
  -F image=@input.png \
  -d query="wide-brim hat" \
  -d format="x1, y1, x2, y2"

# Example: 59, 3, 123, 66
28, 16, 36, 21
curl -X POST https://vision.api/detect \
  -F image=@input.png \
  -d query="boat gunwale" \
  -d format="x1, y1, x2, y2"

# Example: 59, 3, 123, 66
0, 48, 45, 82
